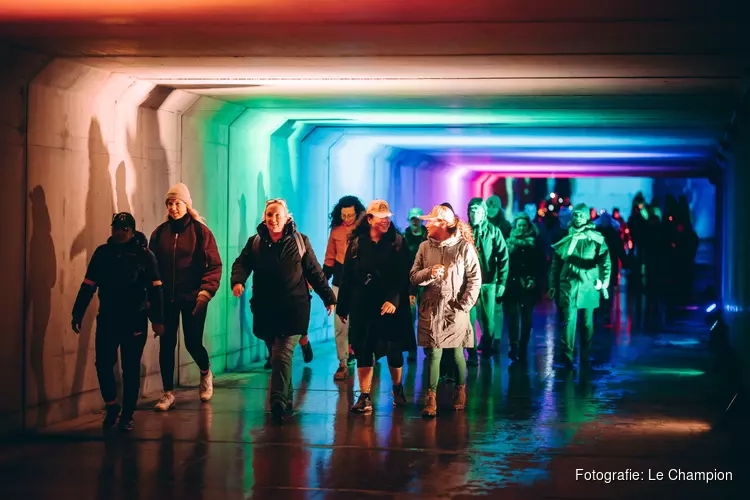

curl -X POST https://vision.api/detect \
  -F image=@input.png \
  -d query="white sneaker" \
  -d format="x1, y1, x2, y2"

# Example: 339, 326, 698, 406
199, 371, 214, 402
154, 391, 175, 411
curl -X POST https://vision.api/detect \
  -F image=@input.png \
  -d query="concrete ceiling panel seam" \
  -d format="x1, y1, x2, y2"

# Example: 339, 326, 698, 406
56, 55, 747, 81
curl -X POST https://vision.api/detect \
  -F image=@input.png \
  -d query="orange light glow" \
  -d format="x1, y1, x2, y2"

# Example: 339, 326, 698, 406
0, 1, 275, 18
610, 418, 711, 434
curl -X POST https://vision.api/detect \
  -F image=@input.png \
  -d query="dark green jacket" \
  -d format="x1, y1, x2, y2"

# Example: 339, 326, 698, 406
471, 221, 509, 288
550, 224, 612, 309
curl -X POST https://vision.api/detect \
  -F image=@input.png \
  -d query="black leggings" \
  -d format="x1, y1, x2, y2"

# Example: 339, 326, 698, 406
355, 340, 404, 368
159, 300, 211, 391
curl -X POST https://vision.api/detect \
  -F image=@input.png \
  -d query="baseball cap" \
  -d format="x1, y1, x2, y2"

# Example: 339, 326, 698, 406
111, 212, 136, 230
419, 205, 456, 225
366, 200, 393, 218
407, 207, 424, 220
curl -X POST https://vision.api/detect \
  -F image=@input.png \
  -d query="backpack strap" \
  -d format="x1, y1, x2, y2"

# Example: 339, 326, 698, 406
252, 234, 260, 255
393, 234, 403, 253
293, 232, 306, 259
350, 236, 359, 260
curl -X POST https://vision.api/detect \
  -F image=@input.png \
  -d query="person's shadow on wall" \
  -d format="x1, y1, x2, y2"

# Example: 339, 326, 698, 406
115, 161, 132, 214
27, 186, 57, 428
70, 118, 114, 398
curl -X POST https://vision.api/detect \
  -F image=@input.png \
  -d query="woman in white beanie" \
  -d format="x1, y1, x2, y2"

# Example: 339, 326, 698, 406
149, 183, 223, 411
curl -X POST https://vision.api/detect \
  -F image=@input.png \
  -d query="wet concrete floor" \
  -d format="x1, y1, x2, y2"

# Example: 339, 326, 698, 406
1, 299, 747, 499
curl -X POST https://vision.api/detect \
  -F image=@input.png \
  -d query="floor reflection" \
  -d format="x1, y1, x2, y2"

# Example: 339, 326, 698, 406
3, 292, 745, 499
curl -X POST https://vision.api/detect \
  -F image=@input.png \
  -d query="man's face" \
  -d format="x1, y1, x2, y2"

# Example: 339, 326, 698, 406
111, 226, 134, 244
340, 206, 357, 226
409, 217, 421, 230
572, 210, 589, 227
486, 196, 500, 218
469, 205, 486, 226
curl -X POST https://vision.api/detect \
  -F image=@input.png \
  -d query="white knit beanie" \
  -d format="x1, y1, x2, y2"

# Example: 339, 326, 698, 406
165, 183, 192, 207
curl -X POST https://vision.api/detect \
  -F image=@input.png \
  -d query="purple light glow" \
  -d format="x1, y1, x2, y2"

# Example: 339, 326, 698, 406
459, 163, 710, 177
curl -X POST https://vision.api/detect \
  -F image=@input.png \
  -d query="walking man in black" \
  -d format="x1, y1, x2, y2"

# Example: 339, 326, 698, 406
72, 212, 165, 431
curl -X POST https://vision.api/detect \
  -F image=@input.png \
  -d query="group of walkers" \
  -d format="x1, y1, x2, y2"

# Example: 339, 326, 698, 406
73, 184, 612, 430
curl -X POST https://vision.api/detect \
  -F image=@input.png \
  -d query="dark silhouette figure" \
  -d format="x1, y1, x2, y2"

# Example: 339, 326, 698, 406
28, 186, 57, 428
70, 118, 114, 397
115, 161, 132, 214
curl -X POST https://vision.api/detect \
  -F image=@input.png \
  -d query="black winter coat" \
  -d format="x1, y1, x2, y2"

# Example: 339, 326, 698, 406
505, 234, 546, 303
336, 226, 416, 356
149, 214, 223, 303
73, 231, 164, 332
231, 221, 336, 339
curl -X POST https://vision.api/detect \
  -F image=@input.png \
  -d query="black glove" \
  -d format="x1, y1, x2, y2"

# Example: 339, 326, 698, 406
71, 317, 82, 334
192, 293, 210, 317
323, 265, 334, 281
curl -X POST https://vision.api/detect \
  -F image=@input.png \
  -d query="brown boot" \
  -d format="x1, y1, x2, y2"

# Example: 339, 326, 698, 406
422, 389, 437, 418
452, 384, 466, 411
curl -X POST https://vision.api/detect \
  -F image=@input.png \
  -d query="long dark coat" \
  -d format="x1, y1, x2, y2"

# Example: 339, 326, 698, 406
231, 221, 336, 340
336, 225, 416, 357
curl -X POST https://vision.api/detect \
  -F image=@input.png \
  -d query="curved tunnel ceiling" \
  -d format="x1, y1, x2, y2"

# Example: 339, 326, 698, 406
1, 0, 746, 180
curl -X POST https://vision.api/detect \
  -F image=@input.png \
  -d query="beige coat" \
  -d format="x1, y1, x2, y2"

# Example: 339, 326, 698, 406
409, 234, 481, 348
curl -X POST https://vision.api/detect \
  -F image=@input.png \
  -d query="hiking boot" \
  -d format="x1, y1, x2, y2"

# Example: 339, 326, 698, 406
452, 384, 467, 411
154, 391, 175, 412
392, 384, 407, 407
301, 341, 314, 363
422, 389, 437, 418
199, 370, 214, 402
333, 364, 348, 381
350, 393, 373, 413
102, 403, 120, 429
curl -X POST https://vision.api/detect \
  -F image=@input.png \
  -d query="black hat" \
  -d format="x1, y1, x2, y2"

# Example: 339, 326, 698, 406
111, 212, 136, 230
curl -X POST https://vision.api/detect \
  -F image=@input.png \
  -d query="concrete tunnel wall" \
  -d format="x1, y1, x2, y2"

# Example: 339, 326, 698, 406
21, 57, 233, 430
3, 51, 745, 436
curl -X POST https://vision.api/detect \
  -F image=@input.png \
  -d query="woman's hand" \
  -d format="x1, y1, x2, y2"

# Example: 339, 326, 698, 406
381, 301, 396, 315
430, 264, 445, 280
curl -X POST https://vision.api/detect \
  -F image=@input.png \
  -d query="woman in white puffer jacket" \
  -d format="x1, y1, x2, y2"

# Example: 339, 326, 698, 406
410, 204, 481, 418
